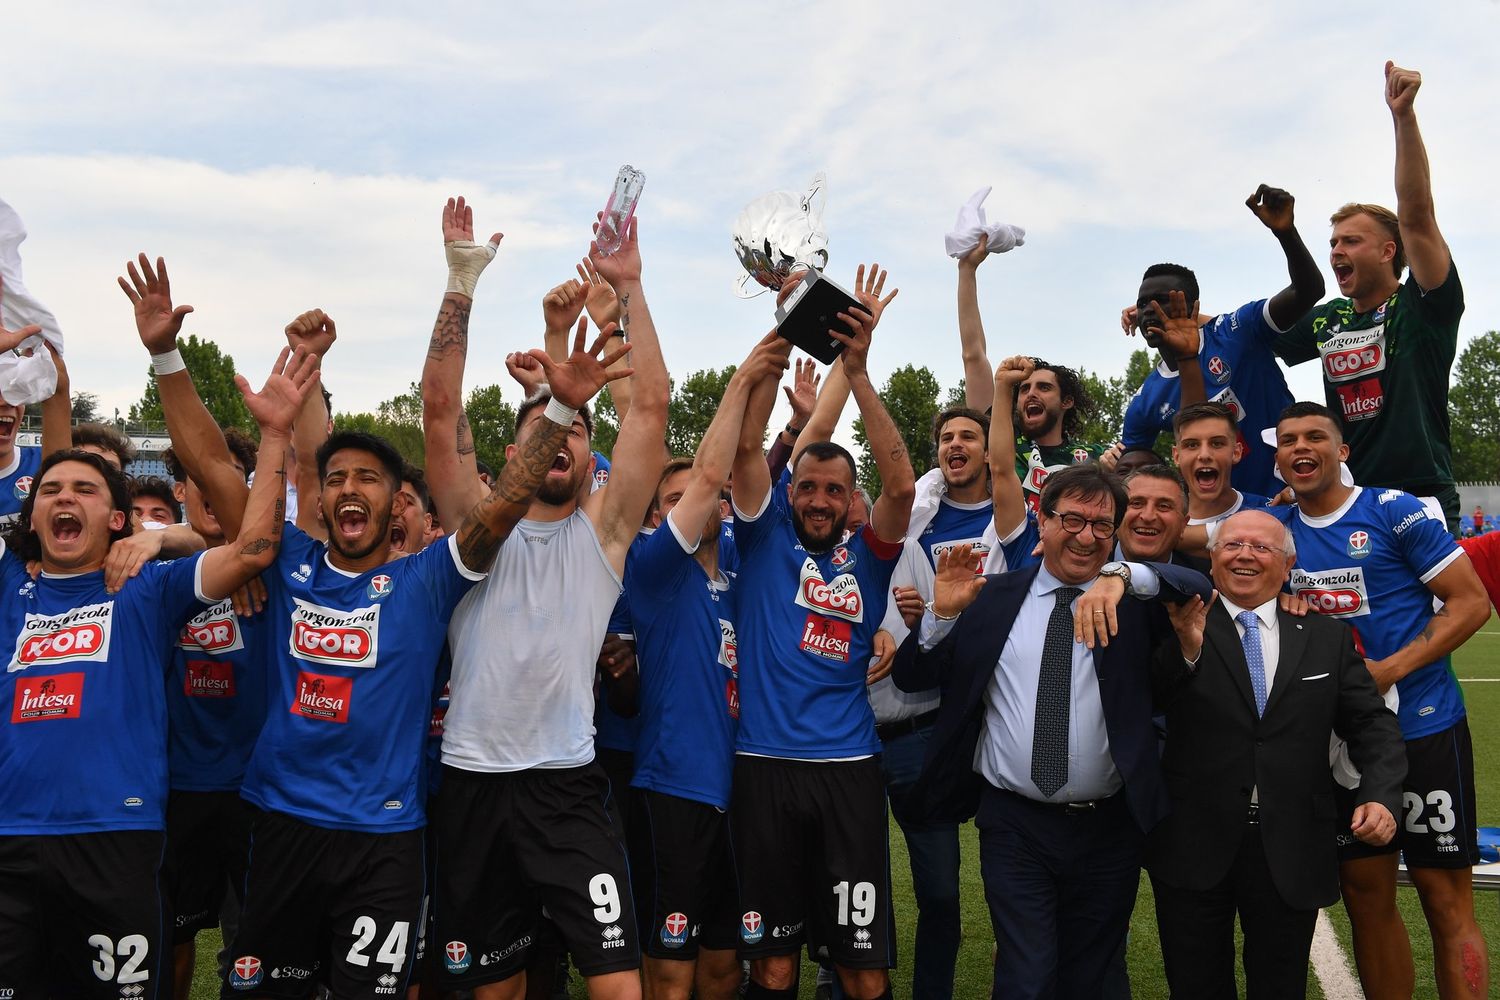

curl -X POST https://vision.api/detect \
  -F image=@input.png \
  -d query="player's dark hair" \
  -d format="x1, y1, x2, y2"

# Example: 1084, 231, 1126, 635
792, 441, 858, 486
1038, 464, 1129, 528
1276, 401, 1341, 441
72, 422, 137, 469
3, 449, 134, 562
1141, 263, 1201, 307
931, 406, 990, 448
514, 390, 593, 442
1123, 464, 1188, 508
1020, 361, 1095, 442
162, 427, 258, 484
129, 475, 182, 523
401, 463, 431, 513
475, 459, 494, 480
315, 431, 405, 489
1172, 401, 1239, 436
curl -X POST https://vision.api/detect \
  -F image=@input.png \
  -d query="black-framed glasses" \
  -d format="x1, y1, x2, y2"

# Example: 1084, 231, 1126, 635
1219, 540, 1278, 556
1044, 508, 1117, 539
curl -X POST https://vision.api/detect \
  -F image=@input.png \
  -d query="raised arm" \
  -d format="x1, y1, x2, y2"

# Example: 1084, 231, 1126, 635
790, 356, 850, 467
731, 341, 783, 516
118, 254, 252, 538
421, 196, 502, 532
282, 310, 337, 539
676, 332, 791, 546
1152, 290, 1208, 408
988, 356, 1031, 537
1245, 185, 1326, 330
834, 264, 912, 543
452, 322, 632, 572
38, 344, 71, 459
581, 218, 669, 573
199, 348, 319, 599
1385, 61, 1450, 290
766, 356, 819, 479
956, 241, 995, 412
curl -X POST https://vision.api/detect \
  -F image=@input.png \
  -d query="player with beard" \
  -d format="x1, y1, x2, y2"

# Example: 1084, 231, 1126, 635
0, 341, 316, 1000
1011, 361, 1107, 512
1265, 402, 1489, 999
1171, 402, 1269, 526
728, 264, 910, 1000
420, 198, 668, 1000
1274, 63, 1465, 530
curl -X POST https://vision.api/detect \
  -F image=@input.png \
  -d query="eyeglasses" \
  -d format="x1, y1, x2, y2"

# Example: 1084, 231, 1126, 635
1218, 540, 1278, 556
1044, 509, 1117, 539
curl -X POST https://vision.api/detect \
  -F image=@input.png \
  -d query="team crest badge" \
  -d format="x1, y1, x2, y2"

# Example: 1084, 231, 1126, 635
366, 574, 394, 600
831, 546, 855, 571
741, 911, 764, 944
1207, 356, 1230, 383
230, 957, 263, 990
445, 941, 471, 973
661, 912, 689, 949
1072, 448, 1088, 464
1346, 531, 1371, 559
12, 475, 31, 500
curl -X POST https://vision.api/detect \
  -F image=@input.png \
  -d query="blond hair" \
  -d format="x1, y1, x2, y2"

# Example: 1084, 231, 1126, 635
1330, 203, 1405, 278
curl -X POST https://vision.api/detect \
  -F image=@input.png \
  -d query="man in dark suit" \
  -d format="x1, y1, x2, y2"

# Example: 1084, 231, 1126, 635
1148, 509, 1405, 999
892, 464, 1212, 999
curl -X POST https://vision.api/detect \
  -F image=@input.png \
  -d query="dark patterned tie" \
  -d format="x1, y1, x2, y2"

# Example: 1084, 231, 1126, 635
1032, 586, 1081, 798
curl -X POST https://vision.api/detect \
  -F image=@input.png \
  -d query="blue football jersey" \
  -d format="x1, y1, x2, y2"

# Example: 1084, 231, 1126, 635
0, 542, 206, 834
1268, 487, 1464, 739
240, 526, 484, 832
591, 451, 612, 493
0, 445, 40, 524
1123, 300, 1292, 497
919, 497, 996, 573
628, 511, 739, 808
166, 601, 270, 791
732, 487, 900, 758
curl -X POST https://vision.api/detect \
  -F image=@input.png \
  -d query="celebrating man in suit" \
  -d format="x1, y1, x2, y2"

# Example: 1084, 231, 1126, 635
1149, 509, 1405, 999
893, 465, 1211, 999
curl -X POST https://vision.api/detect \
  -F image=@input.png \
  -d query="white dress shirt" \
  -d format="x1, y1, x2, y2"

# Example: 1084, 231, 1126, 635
919, 562, 1161, 803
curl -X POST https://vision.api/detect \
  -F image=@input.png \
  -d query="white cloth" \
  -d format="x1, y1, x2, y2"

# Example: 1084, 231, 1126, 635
944, 186, 1026, 258
0, 198, 62, 405
442, 509, 623, 772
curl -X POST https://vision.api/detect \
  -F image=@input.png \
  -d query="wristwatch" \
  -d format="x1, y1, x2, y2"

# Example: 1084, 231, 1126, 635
924, 599, 961, 622
1097, 562, 1132, 588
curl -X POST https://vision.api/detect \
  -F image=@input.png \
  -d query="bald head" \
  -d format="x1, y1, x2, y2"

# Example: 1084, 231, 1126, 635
1209, 510, 1295, 610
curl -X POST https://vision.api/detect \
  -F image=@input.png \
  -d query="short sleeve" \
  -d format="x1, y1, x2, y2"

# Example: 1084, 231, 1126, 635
1407, 262, 1464, 331
1121, 382, 1160, 449
1273, 310, 1321, 365
999, 508, 1042, 572
629, 514, 698, 600
732, 477, 788, 560
139, 552, 211, 634
1387, 494, 1461, 584
413, 534, 487, 620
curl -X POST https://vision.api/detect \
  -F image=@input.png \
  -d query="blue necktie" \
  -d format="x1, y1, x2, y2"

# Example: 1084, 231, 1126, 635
1032, 587, 1082, 798
1238, 610, 1268, 717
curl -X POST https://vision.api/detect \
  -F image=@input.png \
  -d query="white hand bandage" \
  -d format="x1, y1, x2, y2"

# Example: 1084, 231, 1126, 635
445, 236, 503, 299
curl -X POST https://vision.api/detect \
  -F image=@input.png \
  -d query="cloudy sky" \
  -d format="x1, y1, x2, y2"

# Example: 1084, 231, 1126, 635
4, 2, 1497, 438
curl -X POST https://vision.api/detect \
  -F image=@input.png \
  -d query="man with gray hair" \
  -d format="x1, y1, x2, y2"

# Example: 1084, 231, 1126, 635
1148, 509, 1405, 997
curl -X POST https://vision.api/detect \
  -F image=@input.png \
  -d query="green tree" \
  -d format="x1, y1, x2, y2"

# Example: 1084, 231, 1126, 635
463, 383, 516, 476
852, 364, 942, 497
1450, 330, 1500, 482
128, 334, 254, 436
71, 391, 101, 423
943, 379, 968, 410
1075, 348, 1155, 448
668, 366, 738, 456
592, 388, 620, 460
332, 381, 425, 466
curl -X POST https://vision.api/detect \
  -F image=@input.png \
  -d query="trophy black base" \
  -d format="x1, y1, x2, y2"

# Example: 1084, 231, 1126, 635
774, 271, 861, 364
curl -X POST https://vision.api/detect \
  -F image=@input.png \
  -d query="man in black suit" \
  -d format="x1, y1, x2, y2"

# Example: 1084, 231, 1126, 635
892, 464, 1212, 999
1148, 509, 1405, 999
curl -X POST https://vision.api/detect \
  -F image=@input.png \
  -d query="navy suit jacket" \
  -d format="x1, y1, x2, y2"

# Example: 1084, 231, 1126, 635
891, 561, 1212, 832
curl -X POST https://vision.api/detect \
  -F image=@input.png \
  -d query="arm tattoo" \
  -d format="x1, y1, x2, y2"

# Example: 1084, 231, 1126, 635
619, 292, 631, 337
238, 538, 273, 556
456, 411, 475, 458
455, 416, 571, 570
1418, 606, 1449, 644
426, 295, 471, 359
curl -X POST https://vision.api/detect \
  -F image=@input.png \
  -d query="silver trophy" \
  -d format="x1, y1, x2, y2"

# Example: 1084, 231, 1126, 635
731, 173, 859, 363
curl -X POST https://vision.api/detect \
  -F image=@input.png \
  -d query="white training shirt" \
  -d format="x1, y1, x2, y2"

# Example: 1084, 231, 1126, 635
441, 509, 623, 772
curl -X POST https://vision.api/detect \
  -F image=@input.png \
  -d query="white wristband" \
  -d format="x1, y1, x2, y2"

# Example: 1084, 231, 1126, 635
151, 348, 187, 376
543, 397, 579, 427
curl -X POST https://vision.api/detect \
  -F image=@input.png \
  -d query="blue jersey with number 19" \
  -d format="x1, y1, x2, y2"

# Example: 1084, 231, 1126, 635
1267, 487, 1463, 739
0, 540, 207, 834
732, 486, 901, 758
240, 525, 485, 833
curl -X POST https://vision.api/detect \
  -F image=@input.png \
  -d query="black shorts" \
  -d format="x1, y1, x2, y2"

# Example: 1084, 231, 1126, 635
164, 790, 253, 944
729, 755, 894, 969
431, 763, 638, 987
222, 809, 425, 999
628, 787, 740, 959
1336, 717, 1480, 869
0, 829, 169, 1000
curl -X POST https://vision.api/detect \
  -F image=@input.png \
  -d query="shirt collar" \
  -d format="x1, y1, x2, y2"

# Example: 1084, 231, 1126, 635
1033, 562, 1097, 600
1219, 594, 1278, 630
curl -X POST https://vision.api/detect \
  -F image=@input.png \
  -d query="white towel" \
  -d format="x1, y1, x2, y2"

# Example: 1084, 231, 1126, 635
944, 186, 1026, 258
0, 197, 62, 405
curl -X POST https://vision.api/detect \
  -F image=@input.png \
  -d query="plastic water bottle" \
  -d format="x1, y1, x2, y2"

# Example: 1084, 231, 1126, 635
595, 165, 645, 255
